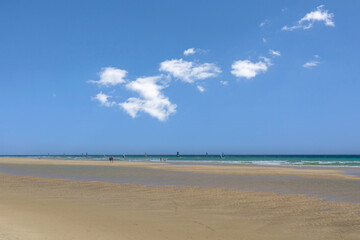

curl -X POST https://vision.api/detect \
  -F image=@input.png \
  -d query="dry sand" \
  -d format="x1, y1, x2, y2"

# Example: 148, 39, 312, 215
1, 158, 360, 239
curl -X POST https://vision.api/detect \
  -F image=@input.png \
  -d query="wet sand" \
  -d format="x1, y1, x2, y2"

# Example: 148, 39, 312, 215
1, 158, 360, 239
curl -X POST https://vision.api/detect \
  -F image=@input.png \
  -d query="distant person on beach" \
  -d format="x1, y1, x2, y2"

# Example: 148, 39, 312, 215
109, 156, 114, 163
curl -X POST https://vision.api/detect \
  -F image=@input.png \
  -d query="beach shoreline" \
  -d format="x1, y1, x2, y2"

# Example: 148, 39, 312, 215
0, 157, 359, 179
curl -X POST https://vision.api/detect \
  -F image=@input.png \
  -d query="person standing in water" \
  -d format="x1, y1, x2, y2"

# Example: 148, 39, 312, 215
109, 156, 114, 163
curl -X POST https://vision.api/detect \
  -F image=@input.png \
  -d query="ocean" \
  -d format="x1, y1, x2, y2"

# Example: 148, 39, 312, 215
1, 155, 360, 167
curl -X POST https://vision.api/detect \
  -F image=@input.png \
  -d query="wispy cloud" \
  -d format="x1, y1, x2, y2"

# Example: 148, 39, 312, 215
119, 76, 176, 121
220, 80, 228, 86
159, 58, 221, 83
92, 92, 116, 107
303, 55, 321, 68
259, 19, 269, 28
184, 48, 196, 56
231, 57, 272, 79
196, 85, 205, 92
283, 5, 335, 31
303, 60, 320, 68
183, 48, 208, 56
88, 67, 127, 87
262, 38, 267, 43
269, 49, 281, 57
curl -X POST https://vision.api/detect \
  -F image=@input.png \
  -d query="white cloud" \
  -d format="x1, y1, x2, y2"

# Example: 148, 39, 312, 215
183, 48, 208, 56
220, 80, 228, 86
88, 67, 127, 87
269, 49, 281, 57
184, 48, 196, 56
282, 5, 335, 31
303, 60, 320, 68
159, 58, 221, 83
259, 19, 269, 27
231, 58, 271, 79
262, 38, 267, 43
119, 76, 176, 121
197, 85, 205, 92
92, 92, 116, 107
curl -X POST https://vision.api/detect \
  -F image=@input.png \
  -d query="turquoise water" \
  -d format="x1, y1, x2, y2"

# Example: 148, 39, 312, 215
2, 155, 360, 167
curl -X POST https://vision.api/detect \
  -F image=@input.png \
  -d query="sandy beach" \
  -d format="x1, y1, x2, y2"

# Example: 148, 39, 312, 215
3, 0, 359, 239
1, 158, 360, 239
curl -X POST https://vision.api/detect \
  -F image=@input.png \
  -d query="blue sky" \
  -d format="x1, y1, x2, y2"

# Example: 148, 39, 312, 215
1, 0, 360, 154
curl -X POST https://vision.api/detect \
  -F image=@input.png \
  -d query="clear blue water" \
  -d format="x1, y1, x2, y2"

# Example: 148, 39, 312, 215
2, 155, 360, 167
